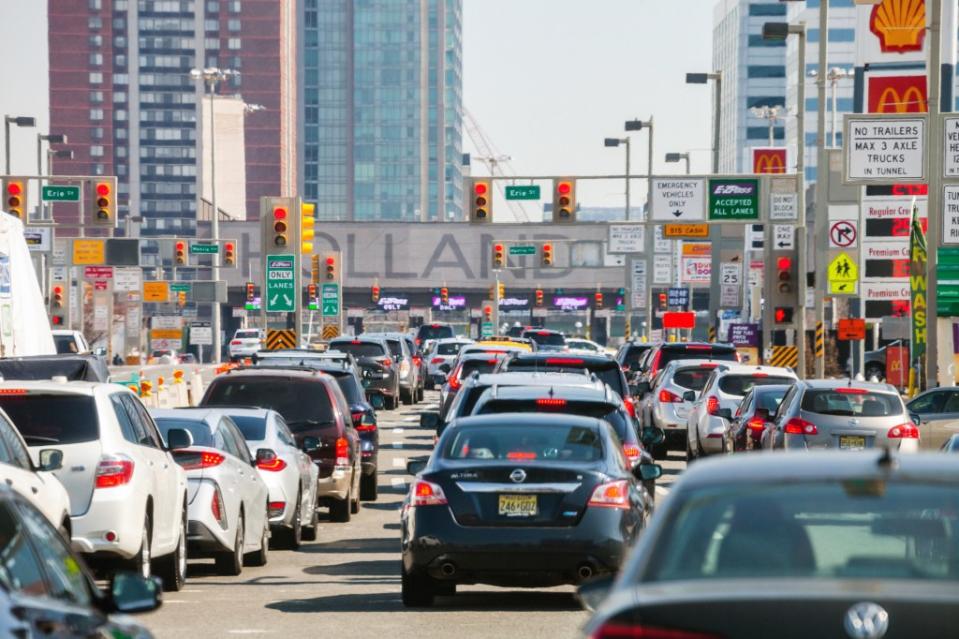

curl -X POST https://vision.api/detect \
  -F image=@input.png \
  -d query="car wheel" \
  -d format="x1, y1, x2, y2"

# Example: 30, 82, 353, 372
401, 565, 436, 607
329, 489, 351, 523
246, 514, 269, 567
685, 437, 696, 463
156, 509, 188, 592
128, 515, 152, 579
402, 388, 413, 406
276, 491, 302, 550
360, 471, 378, 501
350, 474, 361, 514
384, 394, 396, 410
651, 440, 668, 460
216, 512, 244, 576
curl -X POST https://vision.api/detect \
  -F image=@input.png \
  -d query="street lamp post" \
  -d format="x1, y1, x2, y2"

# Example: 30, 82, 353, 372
603, 137, 631, 220
625, 118, 654, 339
808, 68, 851, 148
750, 105, 786, 147
37, 134, 68, 221
665, 152, 691, 175
4, 116, 36, 174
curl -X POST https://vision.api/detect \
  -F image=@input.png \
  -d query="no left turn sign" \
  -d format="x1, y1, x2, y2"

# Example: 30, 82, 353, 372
830, 220, 858, 248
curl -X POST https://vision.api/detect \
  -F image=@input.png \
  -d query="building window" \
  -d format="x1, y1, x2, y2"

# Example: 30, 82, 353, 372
229, 1, 240, 12
88, 16, 102, 29
746, 96, 786, 108
227, 38, 241, 50
90, 91, 104, 103
89, 35, 102, 47
89, 53, 103, 65
207, 1, 220, 12
114, 73, 128, 84
91, 127, 104, 140
748, 65, 786, 79
748, 34, 785, 47
746, 126, 785, 141
90, 109, 104, 121
113, 92, 127, 103
89, 0, 101, 10
808, 28, 856, 43
89, 72, 103, 84
90, 146, 104, 157
748, 3, 786, 16
113, 35, 126, 47
228, 19, 240, 31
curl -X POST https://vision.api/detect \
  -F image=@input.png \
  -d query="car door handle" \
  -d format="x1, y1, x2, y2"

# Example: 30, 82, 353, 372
30, 486, 38, 495
4, 479, 11, 487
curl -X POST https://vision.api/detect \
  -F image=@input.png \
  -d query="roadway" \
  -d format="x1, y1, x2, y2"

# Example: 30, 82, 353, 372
140, 389, 687, 639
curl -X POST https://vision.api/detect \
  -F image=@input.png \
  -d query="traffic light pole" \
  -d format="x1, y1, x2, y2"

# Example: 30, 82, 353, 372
813, 0, 828, 379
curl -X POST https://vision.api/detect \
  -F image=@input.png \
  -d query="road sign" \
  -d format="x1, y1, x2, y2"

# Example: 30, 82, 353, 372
190, 243, 219, 254
481, 322, 494, 338
504, 185, 540, 200
321, 283, 339, 316
720, 263, 740, 286
937, 247, 959, 316
662, 312, 695, 330
508, 244, 536, 256
189, 322, 213, 346
773, 225, 795, 250
944, 186, 959, 244
653, 254, 672, 284
651, 179, 705, 221
653, 225, 671, 253
663, 223, 708, 238
720, 284, 740, 307
41, 185, 79, 202
837, 318, 866, 341
113, 267, 141, 293
944, 116, 959, 177
72, 239, 105, 265
607, 224, 645, 253
83, 266, 112, 279
630, 260, 646, 308
708, 178, 759, 220
830, 220, 858, 248
266, 254, 296, 313
143, 281, 169, 303
844, 115, 925, 182
667, 287, 690, 308
828, 252, 859, 295
170, 282, 191, 293
770, 193, 798, 220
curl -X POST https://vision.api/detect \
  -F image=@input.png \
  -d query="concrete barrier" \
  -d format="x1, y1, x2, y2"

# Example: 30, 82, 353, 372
190, 370, 205, 406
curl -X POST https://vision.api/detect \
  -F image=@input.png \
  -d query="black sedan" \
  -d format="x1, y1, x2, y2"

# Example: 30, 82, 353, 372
401, 413, 660, 607
582, 451, 959, 639
726, 384, 792, 452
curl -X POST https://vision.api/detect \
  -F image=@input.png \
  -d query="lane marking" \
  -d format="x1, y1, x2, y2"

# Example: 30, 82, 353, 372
392, 427, 404, 434
393, 457, 406, 468
391, 477, 406, 489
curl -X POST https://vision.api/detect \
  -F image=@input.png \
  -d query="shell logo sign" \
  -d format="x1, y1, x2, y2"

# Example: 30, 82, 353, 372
869, 0, 926, 53
867, 75, 927, 113
752, 148, 786, 174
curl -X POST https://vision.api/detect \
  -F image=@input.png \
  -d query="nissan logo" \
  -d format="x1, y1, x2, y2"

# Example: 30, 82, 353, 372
509, 469, 527, 483
843, 602, 889, 639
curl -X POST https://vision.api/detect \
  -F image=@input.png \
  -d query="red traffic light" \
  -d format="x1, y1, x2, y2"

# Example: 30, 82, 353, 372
777, 256, 792, 270
273, 207, 287, 220
53, 285, 63, 295
774, 307, 793, 323
96, 182, 110, 196
326, 257, 335, 266
175, 241, 185, 251
224, 242, 234, 252
5, 183, 21, 196
558, 182, 571, 195
474, 182, 488, 195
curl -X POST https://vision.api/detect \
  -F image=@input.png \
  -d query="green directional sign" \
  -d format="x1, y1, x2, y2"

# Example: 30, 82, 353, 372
41, 185, 80, 202
481, 321, 495, 338
508, 245, 536, 256
708, 178, 759, 220
937, 248, 959, 316
170, 283, 191, 293
321, 283, 339, 316
266, 254, 296, 313
505, 185, 541, 200
190, 243, 219, 254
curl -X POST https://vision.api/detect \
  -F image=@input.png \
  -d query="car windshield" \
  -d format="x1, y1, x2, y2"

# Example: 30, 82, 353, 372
418, 325, 453, 341
235, 330, 259, 339
437, 342, 465, 356
645, 481, 959, 583
332, 373, 364, 403
671, 367, 715, 391
0, 394, 99, 445
718, 375, 795, 397
330, 342, 385, 358
801, 389, 903, 417
659, 347, 737, 369
622, 345, 650, 368
441, 424, 603, 462
228, 415, 268, 441
155, 418, 214, 447
53, 335, 80, 354
384, 339, 403, 358
204, 379, 335, 427
476, 399, 634, 444
459, 358, 501, 378
524, 332, 566, 347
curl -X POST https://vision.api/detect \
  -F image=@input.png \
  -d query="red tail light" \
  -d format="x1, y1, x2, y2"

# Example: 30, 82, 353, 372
411, 480, 448, 507
752, 373, 768, 378
256, 451, 288, 472
659, 389, 681, 403
706, 396, 720, 416
649, 350, 663, 375
545, 357, 584, 365
382, 358, 393, 368
624, 396, 637, 418
536, 398, 568, 407
413, 356, 422, 366
590, 621, 721, 639
448, 365, 463, 390
431, 357, 444, 364
887, 423, 919, 439
335, 437, 349, 466
588, 479, 631, 510
211, 487, 226, 527
230, 340, 241, 345
686, 345, 712, 351
267, 501, 286, 518
174, 450, 226, 470
623, 444, 641, 465
746, 417, 766, 432
95, 455, 134, 488
835, 387, 867, 394
355, 413, 377, 432
506, 451, 537, 460
784, 417, 818, 435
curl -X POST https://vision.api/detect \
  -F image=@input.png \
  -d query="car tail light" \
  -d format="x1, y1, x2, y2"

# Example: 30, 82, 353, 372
623, 396, 637, 418
701, 363, 718, 369
268, 501, 286, 518
835, 387, 867, 394
382, 358, 393, 368
411, 480, 448, 507
230, 340, 241, 345
746, 417, 765, 432
0, 389, 27, 396
686, 345, 712, 351
448, 365, 463, 390
506, 451, 537, 460
623, 444, 641, 465
413, 356, 422, 366
659, 389, 681, 403
545, 357, 584, 365
335, 437, 349, 466
174, 450, 226, 470
431, 357, 444, 364
752, 373, 768, 378
211, 487, 227, 528
784, 417, 818, 435
536, 398, 567, 407
590, 621, 721, 639
256, 450, 287, 472
94, 455, 134, 489
355, 414, 377, 432
588, 480, 630, 510
887, 423, 919, 439
706, 396, 720, 416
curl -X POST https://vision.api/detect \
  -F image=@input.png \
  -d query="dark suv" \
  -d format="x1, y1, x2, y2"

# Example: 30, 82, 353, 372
200, 368, 363, 522
414, 323, 455, 347
615, 342, 653, 377
329, 336, 400, 409
521, 329, 567, 352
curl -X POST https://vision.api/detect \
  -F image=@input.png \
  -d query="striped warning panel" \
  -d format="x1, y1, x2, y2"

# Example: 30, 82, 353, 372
321, 324, 340, 340
814, 322, 825, 359
769, 345, 799, 369
266, 329, 297, 351
708, 326, 716, 343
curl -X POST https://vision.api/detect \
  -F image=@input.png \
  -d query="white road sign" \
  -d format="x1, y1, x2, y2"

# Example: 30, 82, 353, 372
773, 224, 795, 250
720, 284, 740, 308
651, 179, 705, 221
630, 260, 647, 308
770, 193, 798, 221
113, 267, 142, 293
944, 185, 959, 244
845, 116, 925, 182
190, 322, 213, 346
720, 262, 741, 286
945, 116, 959, 178
653, 225, 671, 254
653, 254, 672, 284
607, 224, 645, 254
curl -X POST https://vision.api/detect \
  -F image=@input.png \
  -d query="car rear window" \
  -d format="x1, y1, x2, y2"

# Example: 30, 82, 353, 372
418, 325, 454, 341
330, 341, 385, 358
53, 335, 80, 354
524, 331, 566, 347
506, 358, 626, 396
671, 367, 715, 391
755, 388, 789, 413
331, 373, 364, 404
235, 330, 260, 339
476, 399, 635, 444
621, 345, 651, 368
801, 389, 903, 417
460, 359, 501, 378
228, 415, 267, 441
155, 418, 215, 448
442, 424, 602, 462
718, 375, 795, 397
658, 347, 737, 370
384, 339, 404, 358
0, 394, 99, 445
437, 342, 465, 356
203, 379, 336, 429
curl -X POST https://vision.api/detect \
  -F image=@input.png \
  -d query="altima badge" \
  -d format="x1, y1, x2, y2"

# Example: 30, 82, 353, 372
843, 602, 889, 639
509, 469, 527, 483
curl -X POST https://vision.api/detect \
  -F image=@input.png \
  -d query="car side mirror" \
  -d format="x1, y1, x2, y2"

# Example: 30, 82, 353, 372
37, 449, 63, 472
641, 426, 665, 448
301, 436, 320, 453
718, 408, 733, 420
109, 572, 163, 614
420, 412, 440, 430
406, 458, 427, 475
909, 411, 921, 425
576, 575, 615, 612
633, 462, 663, 482
682, 390, 696, 403
164, 428, 193, 451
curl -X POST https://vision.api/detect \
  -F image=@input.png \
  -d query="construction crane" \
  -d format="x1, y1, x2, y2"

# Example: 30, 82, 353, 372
463, 108, 536, 222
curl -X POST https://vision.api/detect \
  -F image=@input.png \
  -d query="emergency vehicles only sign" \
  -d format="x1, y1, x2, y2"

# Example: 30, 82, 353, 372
844, 116, 925, 182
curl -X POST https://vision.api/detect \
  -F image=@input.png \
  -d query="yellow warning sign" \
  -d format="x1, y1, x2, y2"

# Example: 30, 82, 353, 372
143, 281, 170, 303
72, 239, 106, 265
828, 252, 858, 295
664, 224, 709, 238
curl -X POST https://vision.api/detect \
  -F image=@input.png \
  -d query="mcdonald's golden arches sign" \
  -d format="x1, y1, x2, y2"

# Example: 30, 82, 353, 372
867, 75, 927, 113
752, 148, 786, 174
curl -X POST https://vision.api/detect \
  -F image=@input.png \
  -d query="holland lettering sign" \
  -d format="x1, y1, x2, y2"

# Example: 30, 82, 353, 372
708, 179, 759, 220
844, 115, 926, 183
651, 179, 705, 221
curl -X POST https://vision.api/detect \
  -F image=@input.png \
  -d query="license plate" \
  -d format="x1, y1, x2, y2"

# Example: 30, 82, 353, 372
839, 435, 866, 450
498, 494, 537, 517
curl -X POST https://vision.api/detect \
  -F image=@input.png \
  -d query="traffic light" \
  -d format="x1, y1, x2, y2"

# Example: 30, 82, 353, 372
174, 240, 187, 265
777, 256, 794, 294
553, 178, 576, 223
2, 178, 25, 221
595, 291, 604, 309
498, 282, 505, 299
261, 197, 297, 252
766, 252, 799, 326
542, 242, 553, 266
246, 282, 255, 303
483, 304, 493, 321
325, 255, 336, 280
223, 241, 236, 266
307, 283, 316, 301
49, 281, 68, 326
372, 283, 381, 303
300, 202, 315, 255
92, 178, 116, 226
535, 288, 544, 307
440, 287, 449, 304
492, 243, 505, 269
659, 293, 667, 310
177, 291, 186, 308
469, 178, 492, 223
774, 307, 794, 324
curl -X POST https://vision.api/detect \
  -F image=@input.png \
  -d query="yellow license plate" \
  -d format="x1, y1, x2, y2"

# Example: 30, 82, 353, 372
839, 435, 866, 450
498, 494, 538, 517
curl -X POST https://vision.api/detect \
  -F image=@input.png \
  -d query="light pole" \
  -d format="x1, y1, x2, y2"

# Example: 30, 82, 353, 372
190, 67, 239, 364
603, 137, 631, 220
37, 134, 68, 220
625, 118, 654, 339
4, 116, 36, 174
44, 149, 73, 220
750, 105, 786, 147
808, 68, 851, 147
685, 72, 722, 173
665, 152, 691, 175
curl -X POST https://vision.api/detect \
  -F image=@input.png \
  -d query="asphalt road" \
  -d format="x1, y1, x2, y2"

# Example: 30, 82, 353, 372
140, 390, 687, 639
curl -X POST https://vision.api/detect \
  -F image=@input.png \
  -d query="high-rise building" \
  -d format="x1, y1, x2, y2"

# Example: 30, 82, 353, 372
47, 0, 296, 236
299, 0, 464, 222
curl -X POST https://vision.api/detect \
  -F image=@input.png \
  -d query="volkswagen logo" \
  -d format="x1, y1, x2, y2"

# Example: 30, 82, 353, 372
509, 469, 527, 484
843, 602, 889, 639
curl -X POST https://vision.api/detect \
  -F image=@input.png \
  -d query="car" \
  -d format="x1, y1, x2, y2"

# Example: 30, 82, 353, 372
0, 487, 163, 638
414, 322, 455, 347
686, 365, 798, 460
328, 336, 399, 409
581, 451, 959, 639
51, 329, 92, 355
906, 386, 959, 449
0, 381, 190, 591
634, 342, 740, 399
0, 406, 70, 532
614, 341, 653, 378
0, 353, 110, 383
151, 409, 270, 576
565, 338, 605, 354
401, 413, 661, 607
521, 328, 567, 352
228, 329, 264, 361
438, 352, 511, 421
639, 358, 721, 458
763, 379, 919, 453
424, 338, 473, 389
942, 433, 959, 451
364, 332, 419, 404
726, 384, 793, 452
402, 333, 428, 402
505, 325, 533, 338
218, 408, 319, 548
200, 368, 363, 522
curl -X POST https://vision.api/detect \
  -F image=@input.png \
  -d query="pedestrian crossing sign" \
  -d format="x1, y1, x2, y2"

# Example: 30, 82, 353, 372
828, 252, 858, 295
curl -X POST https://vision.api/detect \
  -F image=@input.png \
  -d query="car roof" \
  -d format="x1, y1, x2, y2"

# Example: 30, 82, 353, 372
210, 407, 274, 419
434, 337, 472, 344
664, 357, 732, 370
458, 351, 510, 362
476, 384, 619, 405
150, 408, 228, 425
659, 341, 735, 351
508, 352, 614, 365
798, 378, 899, 393
450, 412, 607, 431
710, 364, 798, 377
216, 368, 333, 382
467, 371, 601, 389
0, 380, 107, 395
330, 336, 387, 345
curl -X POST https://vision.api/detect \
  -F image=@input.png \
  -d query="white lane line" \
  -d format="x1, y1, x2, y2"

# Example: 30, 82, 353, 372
393, 457, 406, 468
392, 427, 405, 434
392, 442, 403, 449
391, 477, 406, 489
655, 486, 671, 498
402, 416, 419, 422
228, 631, 275, 635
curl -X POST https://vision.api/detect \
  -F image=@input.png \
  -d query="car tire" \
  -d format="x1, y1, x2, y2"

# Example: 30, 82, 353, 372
156, 509, 188, 592
384, 394, 396, 410
685, 437, 696, 463
246, 514, 269, 567
651, 440, 668, 460
277, 492, 303, 550
360, 471, 378, 501
350, 475, 361, 515
216, 512, 244, 576
330, 491, 351, 523
401, 566, 435, 607
128, 514, 152, 579
402, 388, 413, 406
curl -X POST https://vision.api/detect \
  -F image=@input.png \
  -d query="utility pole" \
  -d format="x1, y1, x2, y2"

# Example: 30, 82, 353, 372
813, 0, 829, 378
927, 0, 943, 389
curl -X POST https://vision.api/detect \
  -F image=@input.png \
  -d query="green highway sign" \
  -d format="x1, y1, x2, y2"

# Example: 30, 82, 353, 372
244, 302, 261, 311
266, 254, 296, 313
190, 243, 219, 254
321, 283, 339, 316
708, 178, 759, 220
481, 321, 494, 338
937, 248, 959, 316
41, 185, 80, 202
170, 283, 191, 293
508, 245, 536, 256
505, 185, 540, 200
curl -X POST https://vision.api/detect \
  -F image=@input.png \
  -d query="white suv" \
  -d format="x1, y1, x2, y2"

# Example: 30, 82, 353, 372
229, 329, 264, 361
0, 381, 190, 591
